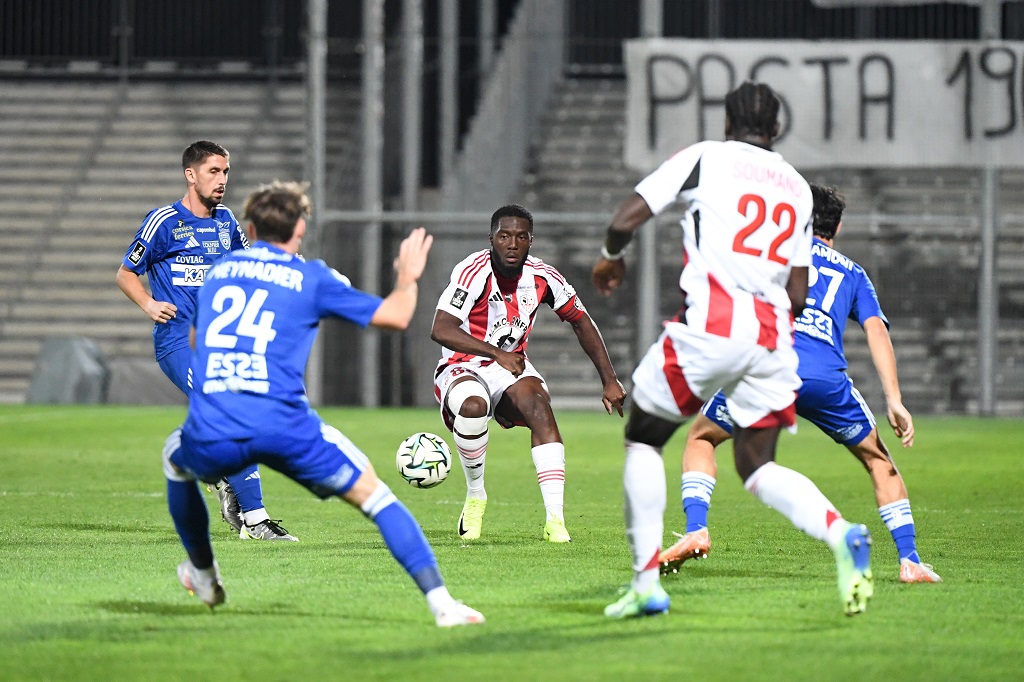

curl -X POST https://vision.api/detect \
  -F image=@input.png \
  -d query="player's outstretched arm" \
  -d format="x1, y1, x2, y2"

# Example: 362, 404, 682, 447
568, 314, 625, 415
592, 193, 654, 297
115, 264, 177, 323
370, 227, 433, 331
430, 310, 526, 377
863, 316, 914, 447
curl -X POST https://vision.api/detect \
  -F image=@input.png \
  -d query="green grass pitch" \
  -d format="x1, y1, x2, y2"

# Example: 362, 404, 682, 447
1, 406, 1021, 681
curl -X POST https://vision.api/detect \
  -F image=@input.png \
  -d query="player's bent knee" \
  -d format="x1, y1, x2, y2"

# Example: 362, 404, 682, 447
446, 380, 490, 436
342, 466, 380, 507
349, 475, 398, 520
161, 428, 193, 483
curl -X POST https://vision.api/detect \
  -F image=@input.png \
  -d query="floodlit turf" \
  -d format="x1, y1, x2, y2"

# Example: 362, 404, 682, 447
0, 406, 1021, 681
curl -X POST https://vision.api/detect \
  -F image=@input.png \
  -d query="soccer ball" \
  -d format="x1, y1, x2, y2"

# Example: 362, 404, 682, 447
395, 432, 452, 489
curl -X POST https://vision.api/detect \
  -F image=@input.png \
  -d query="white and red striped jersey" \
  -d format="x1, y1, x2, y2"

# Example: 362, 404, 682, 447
435, 250, 586, 372
635, 140, 813, 350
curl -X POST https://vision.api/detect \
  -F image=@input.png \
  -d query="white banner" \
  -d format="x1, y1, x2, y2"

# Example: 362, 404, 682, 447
625, 40, 1024, 170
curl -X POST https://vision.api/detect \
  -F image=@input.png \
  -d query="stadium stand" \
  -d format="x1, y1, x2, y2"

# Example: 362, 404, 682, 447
0, 79, 363, 403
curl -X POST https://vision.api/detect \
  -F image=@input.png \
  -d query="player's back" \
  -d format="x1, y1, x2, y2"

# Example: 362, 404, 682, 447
185, 242, 380, 441
637, 140, 814, 347
794, 238, 886, 379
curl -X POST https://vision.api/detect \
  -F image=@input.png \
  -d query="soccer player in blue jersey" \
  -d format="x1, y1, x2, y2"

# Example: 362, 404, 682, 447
116, 140, 296, 541
658, 184, 941, 584
162, 181, 484, 626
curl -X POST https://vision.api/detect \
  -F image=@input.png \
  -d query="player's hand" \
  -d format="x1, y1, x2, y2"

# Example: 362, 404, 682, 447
887, 400, 914, 447
592, 258, 626, 297
602, 379, 627, 417
394, 227, 433, 287
145, 300, 177, 324
496, 350, 526, 377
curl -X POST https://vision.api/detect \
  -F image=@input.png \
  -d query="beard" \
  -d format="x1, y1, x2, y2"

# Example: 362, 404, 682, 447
490, 250, 525, 279
197, 188, 222, 209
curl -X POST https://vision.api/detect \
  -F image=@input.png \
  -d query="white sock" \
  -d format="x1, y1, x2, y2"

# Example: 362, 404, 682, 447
743, 461, 840, 544
454, 431, 488, 499
425, 585, 455, 615
624, 440, 665, 593
878, 499, 914, 531
242, 508, 270, 526
531, 442, 566, 521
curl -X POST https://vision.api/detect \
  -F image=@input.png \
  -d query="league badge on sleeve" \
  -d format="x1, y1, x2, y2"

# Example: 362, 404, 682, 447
128, 240, 147, 265
450, 288, 468, 310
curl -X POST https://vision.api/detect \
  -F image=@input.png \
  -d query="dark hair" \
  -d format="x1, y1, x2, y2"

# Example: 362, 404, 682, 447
243, 180, 311, 243
182, 140, 229, 170
810, 184, 845, 239
725, 81, 780, 140
490, 203, 533, 233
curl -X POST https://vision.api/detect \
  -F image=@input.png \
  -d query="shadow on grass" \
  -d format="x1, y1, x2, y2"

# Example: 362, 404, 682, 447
95, 600, 315, 618
42, 521, 173, 535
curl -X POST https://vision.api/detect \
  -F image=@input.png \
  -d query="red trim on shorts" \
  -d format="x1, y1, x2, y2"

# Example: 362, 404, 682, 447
705, 272, 733, 337
660, 335, 704, 417
753, 298, 779, 350
749, 400, 796, 428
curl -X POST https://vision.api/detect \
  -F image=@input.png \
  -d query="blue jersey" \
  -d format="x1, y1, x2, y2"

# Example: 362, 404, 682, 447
793, 238, 887, 380
122, 201, 249, 360
184, 242, 383, 442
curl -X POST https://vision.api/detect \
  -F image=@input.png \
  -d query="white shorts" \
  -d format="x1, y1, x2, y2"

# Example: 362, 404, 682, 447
631, 322, 799, 429
433, 360, 547, 425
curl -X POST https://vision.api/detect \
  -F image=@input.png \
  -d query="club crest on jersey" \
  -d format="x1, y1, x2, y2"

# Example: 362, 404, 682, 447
450, 288, 468, 309
128, 240, 147, 265
217, 221, 232, 249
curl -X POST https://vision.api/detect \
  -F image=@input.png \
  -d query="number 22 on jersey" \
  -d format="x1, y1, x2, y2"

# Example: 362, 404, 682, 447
732, 193, 797, 265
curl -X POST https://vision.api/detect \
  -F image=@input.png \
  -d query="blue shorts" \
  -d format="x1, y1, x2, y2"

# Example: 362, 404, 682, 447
170, 411, 370, 498
701, 373, 875, 447
794, 375, 876, 446
157, 346, 193, 394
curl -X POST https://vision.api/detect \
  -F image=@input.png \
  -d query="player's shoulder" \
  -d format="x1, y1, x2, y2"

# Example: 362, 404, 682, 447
141, 203, 179, 227
665, 139, 720, 164
450, 249, 491, 280
525, 255, 567, 282
214, 204, 239, 224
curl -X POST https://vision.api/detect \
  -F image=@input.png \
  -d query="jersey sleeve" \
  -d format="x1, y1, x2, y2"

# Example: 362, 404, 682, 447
313, 261, 383, 327
122, 208, 171, 274
436, 252, 489, 323
634, 142, 707, 215
537, 261, 587, 323
851, 266, 888, 329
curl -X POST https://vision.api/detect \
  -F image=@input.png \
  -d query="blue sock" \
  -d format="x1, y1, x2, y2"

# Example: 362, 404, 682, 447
684, 499, 710, 533
167, 479, 213, 569
891, 524, 920, 564
681, 472, 716, 533
362, 485, 441, 594
226, 465, 264, 513
879, 499, 920, 563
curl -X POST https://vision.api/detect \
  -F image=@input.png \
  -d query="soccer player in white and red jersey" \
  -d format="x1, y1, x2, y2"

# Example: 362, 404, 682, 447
431, 204, 626, 543
593, 82, 873, 618
657, 184, 941, 584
